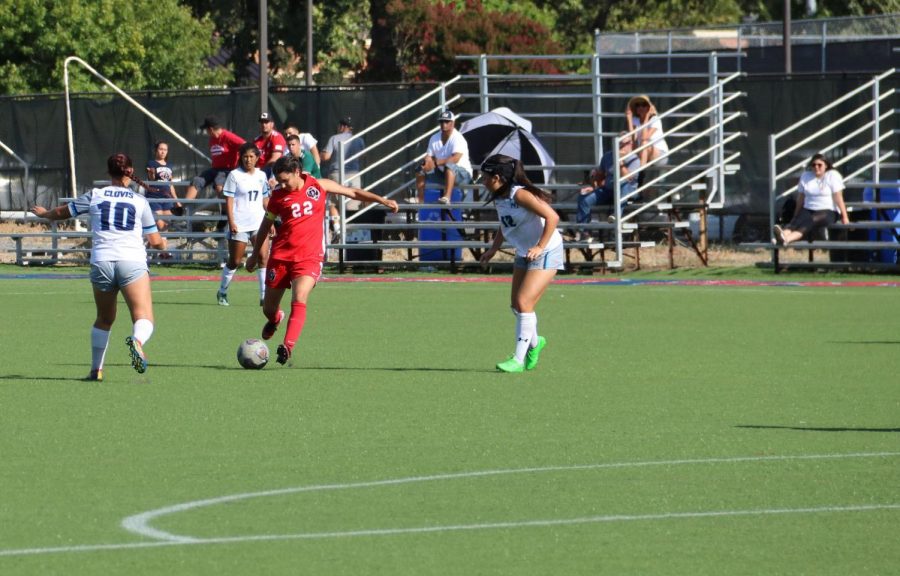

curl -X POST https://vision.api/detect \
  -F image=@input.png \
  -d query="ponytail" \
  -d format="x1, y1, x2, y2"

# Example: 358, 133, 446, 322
107, 152, 149, 191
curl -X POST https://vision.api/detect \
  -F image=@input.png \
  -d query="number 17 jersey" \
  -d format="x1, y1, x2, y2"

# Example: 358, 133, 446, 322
266, 174, 327, 262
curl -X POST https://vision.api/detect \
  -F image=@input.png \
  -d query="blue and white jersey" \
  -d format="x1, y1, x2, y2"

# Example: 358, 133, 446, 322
68, 186, 158, 263
146, 159, 174, 197
494, 186, 562, 257
222, 167, 270, 233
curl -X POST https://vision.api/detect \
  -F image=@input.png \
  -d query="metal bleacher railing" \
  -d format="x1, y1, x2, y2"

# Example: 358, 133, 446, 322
742, 68, 898, 272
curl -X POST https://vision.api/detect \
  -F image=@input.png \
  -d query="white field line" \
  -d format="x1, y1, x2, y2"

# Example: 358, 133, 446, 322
1, 451, 898, 558
2, 504, 899, 558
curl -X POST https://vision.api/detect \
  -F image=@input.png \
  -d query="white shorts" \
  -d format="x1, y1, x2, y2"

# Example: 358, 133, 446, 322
514, 243, 565, 271
227, 229, 257, 244
90, 260, 149, 292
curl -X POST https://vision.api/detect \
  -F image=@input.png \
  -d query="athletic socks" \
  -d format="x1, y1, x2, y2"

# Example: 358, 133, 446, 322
257, 268, 266, 300
283, 302, 307, 352
514, 312, 536, 363
219, 266, 236, 294
511, 307, 540, 358
132, 318, 154, 347
90, 326, 110, 371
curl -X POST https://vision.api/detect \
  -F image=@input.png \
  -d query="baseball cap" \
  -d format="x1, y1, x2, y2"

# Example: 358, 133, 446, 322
437, 110, 456, 122
339, 117, 352, 127
259, 112, 273, 123
199, 116, 220, 129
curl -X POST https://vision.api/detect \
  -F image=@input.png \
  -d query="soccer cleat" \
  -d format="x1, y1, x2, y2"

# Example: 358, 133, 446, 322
276, 344, 291, 365
217, 291, 229, 306
84, 369, 103, 382
261, 310, 285, 340
525, 336, 546, 371
496, 356, 525, 373
125, 336, 148, 374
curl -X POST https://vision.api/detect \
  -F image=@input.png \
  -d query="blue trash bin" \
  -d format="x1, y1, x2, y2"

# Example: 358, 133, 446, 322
863, 183, 900, 264
418, 187, 464, 261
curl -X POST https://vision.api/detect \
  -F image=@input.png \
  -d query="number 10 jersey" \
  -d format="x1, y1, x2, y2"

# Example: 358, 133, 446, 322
68, 186, 158, 264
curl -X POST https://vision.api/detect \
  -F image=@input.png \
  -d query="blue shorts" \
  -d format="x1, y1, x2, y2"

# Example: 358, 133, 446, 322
90, 261, 149, 292
147, 189, 175, 213
514, 243, 565, 271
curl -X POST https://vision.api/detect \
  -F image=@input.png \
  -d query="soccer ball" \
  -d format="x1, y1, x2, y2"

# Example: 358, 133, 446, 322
237, 338, 269, 369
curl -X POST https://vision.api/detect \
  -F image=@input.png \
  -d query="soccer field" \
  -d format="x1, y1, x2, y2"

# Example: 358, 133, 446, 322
1, 269, 898, 575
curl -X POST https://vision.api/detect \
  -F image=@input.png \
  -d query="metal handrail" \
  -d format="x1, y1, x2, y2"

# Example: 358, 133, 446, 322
0, 139, 29, 212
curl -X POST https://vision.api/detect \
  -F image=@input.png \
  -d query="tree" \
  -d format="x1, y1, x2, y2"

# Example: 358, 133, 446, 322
0, 0, 231, 94
386, 0, 564, 82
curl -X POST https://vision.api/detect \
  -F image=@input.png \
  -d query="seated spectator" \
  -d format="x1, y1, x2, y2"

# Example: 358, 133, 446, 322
185, 116, 245, 230
283, 123, 321, 174
416, 110, 473, 205
626, 94, 669, 169
774, 153, 849, 245
576, 134, 639, 241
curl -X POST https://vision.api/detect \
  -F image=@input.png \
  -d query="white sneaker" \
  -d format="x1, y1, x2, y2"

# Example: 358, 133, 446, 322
773, 225, 786, 245
436, 196, 450, 205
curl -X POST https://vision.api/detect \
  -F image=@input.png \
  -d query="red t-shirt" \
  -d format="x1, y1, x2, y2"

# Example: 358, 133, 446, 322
266, 174, 327, 262
210, 129, 246, 170
254, 130, 287, 167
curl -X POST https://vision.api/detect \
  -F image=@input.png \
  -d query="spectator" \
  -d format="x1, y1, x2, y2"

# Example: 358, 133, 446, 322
321, 116, 366, 211
29, 153, 165, 380
774, 153, 849, 246
576, 134, 640, 242
625, 94, 669, 168
416, 110, 473, 205
283, 123, 322, 173
216, 142, 271, 307
285, 132, 321, 178
478, 154, 563, 373
245, 156, 398, 366
184, 116, 245, 202
254, 112, 287, 182
144, 140, 181, 255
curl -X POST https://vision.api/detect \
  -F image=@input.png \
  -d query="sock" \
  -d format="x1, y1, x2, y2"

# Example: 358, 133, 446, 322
257, 268, 266, 299
283, 302, 307, 351
514, 312, 536, 363
133, 318, 154, 346
219, 266, 236, 293
91, 326, 110, 371
530, 314, 540, 349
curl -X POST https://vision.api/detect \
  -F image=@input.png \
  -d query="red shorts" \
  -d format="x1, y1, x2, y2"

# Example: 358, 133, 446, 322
266, 257, 323, 289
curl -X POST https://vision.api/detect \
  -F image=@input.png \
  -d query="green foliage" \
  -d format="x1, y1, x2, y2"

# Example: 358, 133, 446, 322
0, 0, 231, 95
387, 0, 564, 82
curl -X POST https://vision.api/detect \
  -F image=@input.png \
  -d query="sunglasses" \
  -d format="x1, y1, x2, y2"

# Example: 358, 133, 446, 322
811, 162, 826, 167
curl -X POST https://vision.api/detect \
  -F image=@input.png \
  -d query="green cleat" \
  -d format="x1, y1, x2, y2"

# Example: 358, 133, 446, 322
496, 356, 525, 373
525, 336, 546, 370
217, 291, 229, 306
125, 336, 148, 374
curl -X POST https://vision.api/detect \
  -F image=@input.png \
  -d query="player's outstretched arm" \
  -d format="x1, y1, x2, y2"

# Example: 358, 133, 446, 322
320, 179, 399, 213
30, 205, 73, 221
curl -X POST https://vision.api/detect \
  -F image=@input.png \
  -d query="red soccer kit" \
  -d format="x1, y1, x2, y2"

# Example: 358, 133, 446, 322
265, 174, 327, 288
210, 129, 246, 170
254, 130, 287, 168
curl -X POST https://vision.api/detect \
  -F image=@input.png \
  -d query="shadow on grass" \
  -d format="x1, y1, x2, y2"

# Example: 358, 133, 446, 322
828, 341, 900, 345
737, 424, 900, 433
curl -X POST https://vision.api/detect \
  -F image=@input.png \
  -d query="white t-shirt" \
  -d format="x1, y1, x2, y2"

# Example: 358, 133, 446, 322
68, 186, 158, 264
427, 130, 473, 177
299, 133, 317, 153
798, 169, 844, 212
223, 167, 271, 232
494, 186, 563, 257
633, 116, 669, 154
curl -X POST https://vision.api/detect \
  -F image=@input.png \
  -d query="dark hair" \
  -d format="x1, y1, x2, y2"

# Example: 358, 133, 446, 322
239, 142, 260, 157
108, 153, 149, 191
285, 133, 300, 143
273, 155, 301, 175
808, 153, 833, 171
480, 154, 551, 203
153, 140, 169, 160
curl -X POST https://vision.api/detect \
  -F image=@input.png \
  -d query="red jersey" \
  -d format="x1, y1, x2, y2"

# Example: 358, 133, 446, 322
254, 130, 287, 167
210, 129, 246, 170
266, 174, 327, 262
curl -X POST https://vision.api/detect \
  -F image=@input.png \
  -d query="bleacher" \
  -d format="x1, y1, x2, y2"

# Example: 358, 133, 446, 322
741, 69, 898, 272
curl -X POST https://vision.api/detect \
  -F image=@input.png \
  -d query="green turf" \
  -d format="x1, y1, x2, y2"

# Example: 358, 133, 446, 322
0, 271, 898, 574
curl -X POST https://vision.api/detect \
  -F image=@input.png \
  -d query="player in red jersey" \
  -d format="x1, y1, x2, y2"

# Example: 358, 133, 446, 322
245, 156, 399, 365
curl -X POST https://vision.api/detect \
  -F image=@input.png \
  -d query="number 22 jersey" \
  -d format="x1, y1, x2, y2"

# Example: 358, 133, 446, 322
266, 174, 327, 262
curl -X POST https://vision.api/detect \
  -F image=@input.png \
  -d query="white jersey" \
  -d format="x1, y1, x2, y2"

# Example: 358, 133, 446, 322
798, 169, 844, 212
223, 167, 271, 232
495, 186, 563, 257
67, 186, 158, 264
299, 133, 317, 153
427, 130, 473, 177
